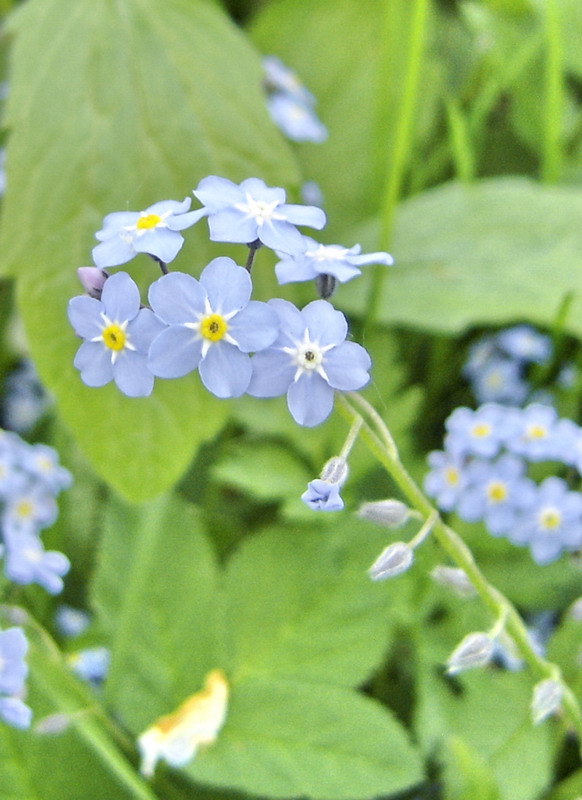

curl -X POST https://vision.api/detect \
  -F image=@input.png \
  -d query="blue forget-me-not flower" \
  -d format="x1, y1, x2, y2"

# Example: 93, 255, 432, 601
147, 258, 280, 398
0, 627, 31, 730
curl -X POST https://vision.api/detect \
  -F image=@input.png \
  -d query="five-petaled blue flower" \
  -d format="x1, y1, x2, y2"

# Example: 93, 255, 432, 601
92, 198, 201, 268
301, 479, 344, 511
275, 236, 394, 285
68, 272, 164, 397
191, 176, 326, 254
247, 299, 371, 427
147, 258, 280, 398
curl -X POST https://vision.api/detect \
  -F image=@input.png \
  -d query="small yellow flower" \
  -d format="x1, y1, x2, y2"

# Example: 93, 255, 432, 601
137, 669, 229, 778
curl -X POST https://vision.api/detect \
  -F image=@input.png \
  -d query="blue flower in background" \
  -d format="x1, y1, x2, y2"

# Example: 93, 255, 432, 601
274, 236, 394, 285
3, 531, 70, 594
266, 94, 327, 143
92, 198, 202, 268
424, 450, 468, 512
470, 357, 529, 406
0, 695, 32, 730
301, 479, 344, 511
496, 325, 552, 364
445, 404, 519, 459
0, 627, 28, 696
247, 299, 371, 427
505, 404, 559, 462
192, 176, 326, 254
68, 271, 164, 397
147, 258, 279, 398
262, 56, 315, 106
508, 477, 582, 565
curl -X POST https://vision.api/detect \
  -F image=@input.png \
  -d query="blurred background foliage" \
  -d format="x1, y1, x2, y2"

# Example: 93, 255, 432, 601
0, 0, 580, 798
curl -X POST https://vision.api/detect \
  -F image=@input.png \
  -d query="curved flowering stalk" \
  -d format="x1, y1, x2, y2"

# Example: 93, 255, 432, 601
337, 391, 582, 749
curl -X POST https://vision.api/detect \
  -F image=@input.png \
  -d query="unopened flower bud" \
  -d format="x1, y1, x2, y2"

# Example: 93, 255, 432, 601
368, 542, 414, 581
34, 712, 75, 736
446, 632, 494, 675
531, 679, 563, 725
315, 273, 337, 300
430, 565, 476, 598
77, 267, 108, 299
320, 456, 348, 486
301, 480, 344, 512
357, 499, 410, 529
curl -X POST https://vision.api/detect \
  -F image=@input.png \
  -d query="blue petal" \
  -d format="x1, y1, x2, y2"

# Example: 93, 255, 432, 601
166, 208, 207, 231
148, 272, 206, 323
258, 220, 304, 254
146, 197, 191, 215
302, 300, 347, 346
113, 352, 155, 397
240, 178, 286, 205
75, 343, 113, 387
148, 326, 202, 378
349, 250, 394, 266
200, 258, 251, 313
208, 209, 259, 244
287, 374, 334, 427
92, 237, 135, 268
324, 342, 371, 390
199, 344, 251, 398
133, 227, 183, 263
247, 350, 294, 397
315, 260, 361, 282
129, 308, 166, 352
268, 298, 305, 345
228, 301, 279, 352
68, 296, 104, 339
280, 203, 326, 229
194, 176, 244, 211
95, 211, 140, 240
0, 696, 32, 729
101, 272, 141, 321
275, 255, 318, 284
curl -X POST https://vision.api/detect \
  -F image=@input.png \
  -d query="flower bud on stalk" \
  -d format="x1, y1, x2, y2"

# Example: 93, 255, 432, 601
531, 679, 563, 725
357, 499, 411, 529
446, 632, 495, 675
368, 542, 414, 581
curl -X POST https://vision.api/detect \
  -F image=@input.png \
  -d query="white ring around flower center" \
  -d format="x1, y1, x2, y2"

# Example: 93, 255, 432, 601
282, 329, 334, 382
306, 244, 350, 262
235, 193, 286, 226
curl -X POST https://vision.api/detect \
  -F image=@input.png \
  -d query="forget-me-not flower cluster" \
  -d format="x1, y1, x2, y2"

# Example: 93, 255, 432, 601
424, 402, 582, 565
69, 175, 381, 429
262, 56, 328, 144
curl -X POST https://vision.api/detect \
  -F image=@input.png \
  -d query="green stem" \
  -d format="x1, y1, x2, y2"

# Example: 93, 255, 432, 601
542, 0, 563, 183
338, 392, 582, 745
366, 0, 429, 328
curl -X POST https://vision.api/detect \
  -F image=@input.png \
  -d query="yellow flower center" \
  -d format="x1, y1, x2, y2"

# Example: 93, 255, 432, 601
471, 422, 491, 438
445, 467, 459, 486
200, 314, 228, 342
136, 213, 162, 230
526, 424, 547, 440
539, 508, 561, 530
487, 481, 507, 503
102, 324, 126, 351
15, 499, 33, 519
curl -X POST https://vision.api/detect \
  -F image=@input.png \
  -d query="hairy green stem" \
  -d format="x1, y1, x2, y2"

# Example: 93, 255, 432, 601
337, 392, 582, 745
542, 0, 563, 183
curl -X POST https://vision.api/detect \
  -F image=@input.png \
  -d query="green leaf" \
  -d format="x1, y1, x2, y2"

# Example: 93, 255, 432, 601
188, 676, 423, 800
0, 0, 299, 501
223, 525, 398, 687
92, 493, 223, 733
341, 178, 582, 336
441, 735, 502, 800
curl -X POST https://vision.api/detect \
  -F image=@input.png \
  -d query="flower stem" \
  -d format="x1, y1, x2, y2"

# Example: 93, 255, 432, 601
337, 391, 582, 746
245, 240, 262, 273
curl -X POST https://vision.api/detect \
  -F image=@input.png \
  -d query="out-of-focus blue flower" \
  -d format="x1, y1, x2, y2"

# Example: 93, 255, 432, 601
266, 94, 327, 143
301, 479, 344, 511
3, 483, 58, 537
553, 418, 582, 471
147, 259, 279, 398
3, 532, 70, 594
445, 404, 519, 459
3, 361, 48, 434
508, 477, 582, 565
21, 444, 72, 494
496, 325, 552, 364
471, 357, 529, 406
67, 646, 110, 686
263, 56, 315, 106
0, 695, 32, 729
300, 181, 324, 208
54, 606, 91, 639
92, 198, 202, 268
0, 627, 28, 696
247, 299, 371, 427
456, 454, 536, 536
506, 404, 559, 462
68, 271, 164, 398
462, 336, 498, 380
274, 236, 393, 286
423, 450, 468, 512
192, 176, 326, 255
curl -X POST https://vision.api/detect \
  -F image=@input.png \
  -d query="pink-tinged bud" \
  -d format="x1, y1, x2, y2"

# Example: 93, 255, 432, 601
77, 267, 108, 299
357, 499, 410, 529
446, 632, 494, 675
368, 542, 413, 581
430, 565, 476, 598
531, 679, 563, 725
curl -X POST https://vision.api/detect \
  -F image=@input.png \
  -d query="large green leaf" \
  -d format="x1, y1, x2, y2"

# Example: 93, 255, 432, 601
188, 677, 423, 800
0, 0, 299, 501
341, 178, 582, 336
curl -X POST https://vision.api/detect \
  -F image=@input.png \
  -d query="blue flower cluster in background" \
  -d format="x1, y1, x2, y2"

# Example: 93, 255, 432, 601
463, 325, 553, 405
69, 176, 392, 427
425, 402, 582, 565
0, 429, 71, 593
0, 627, 31, 729
262, 56, 327, 144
